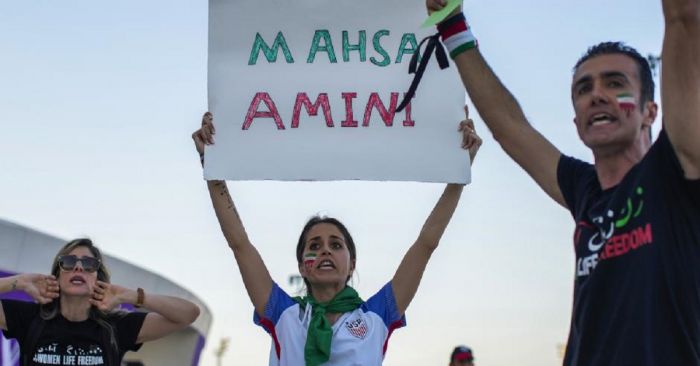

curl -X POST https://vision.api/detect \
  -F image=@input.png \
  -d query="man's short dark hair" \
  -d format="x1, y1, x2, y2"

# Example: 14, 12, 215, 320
574, 41, 655, 107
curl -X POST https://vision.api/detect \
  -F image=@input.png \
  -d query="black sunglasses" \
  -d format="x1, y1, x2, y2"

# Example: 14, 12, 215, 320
58, 255, 101, 273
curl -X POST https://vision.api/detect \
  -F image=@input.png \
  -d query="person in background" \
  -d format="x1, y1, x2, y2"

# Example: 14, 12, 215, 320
0, 238, 200, 366
449, 345, 474, 366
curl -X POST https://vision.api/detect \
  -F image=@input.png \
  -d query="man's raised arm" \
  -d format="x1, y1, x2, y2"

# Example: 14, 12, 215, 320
426, 1, 566, 207
661, 0, 700, 179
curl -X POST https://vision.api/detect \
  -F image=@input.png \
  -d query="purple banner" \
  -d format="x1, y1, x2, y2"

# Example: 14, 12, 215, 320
0, 271, 32, 303
0, 270, 22, 366
191, 335, 206, 366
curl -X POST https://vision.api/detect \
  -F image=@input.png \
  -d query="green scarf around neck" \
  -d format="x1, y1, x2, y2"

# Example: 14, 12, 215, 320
294, 286, 363, 366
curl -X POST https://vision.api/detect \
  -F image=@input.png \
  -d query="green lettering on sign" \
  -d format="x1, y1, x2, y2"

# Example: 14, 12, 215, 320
248, 32, 294, 65
395, 33, 418, 63
342, 30, 367, 62
370, 30, 390, 67
308, 30, 338, 63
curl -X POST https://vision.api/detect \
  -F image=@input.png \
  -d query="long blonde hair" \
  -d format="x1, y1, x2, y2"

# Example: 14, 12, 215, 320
40, 239, 123, 353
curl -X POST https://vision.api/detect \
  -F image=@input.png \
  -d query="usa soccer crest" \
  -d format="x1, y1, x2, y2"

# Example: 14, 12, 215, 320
345, 317, 368, 339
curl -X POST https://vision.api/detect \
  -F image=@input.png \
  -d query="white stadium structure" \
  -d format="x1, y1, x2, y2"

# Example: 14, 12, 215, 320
0, 218, 212, 366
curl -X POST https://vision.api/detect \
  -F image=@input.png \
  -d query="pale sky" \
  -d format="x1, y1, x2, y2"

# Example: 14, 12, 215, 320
0, 1, 664, 365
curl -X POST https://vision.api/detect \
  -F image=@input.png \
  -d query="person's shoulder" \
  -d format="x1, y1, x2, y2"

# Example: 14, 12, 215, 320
558, 154, 597, 192
645, 128, 668, 154
560, 154, 594, 172
558, 153, 597, 203
361, 283, 402, 317
1, 300, 43, 339
362, 282, 393, 304
1, 299, 41, 313
639, 129, 681, 172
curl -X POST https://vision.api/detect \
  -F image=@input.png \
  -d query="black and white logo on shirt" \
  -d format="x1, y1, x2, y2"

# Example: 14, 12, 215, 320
33, 343, 105, 365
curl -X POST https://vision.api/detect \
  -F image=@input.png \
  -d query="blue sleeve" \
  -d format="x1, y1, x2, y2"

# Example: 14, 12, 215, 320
362, 282, 406, 329
253, 282, 296, 333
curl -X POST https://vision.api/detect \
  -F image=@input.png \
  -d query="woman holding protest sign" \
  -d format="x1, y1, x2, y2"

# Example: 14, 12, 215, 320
192, 107, 480, 366
0, 238, 200, 366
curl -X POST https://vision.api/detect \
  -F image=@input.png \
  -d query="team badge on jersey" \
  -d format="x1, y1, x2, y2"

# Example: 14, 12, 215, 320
345, 317, 368, 339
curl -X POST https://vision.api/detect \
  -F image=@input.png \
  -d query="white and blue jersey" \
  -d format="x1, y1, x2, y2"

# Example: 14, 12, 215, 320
254, 282, 406, 366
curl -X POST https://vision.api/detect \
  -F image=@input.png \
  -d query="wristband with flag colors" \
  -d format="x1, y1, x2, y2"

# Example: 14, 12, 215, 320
437, 12, 478, 59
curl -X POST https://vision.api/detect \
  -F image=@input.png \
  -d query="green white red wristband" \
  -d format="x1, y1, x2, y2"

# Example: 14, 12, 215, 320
438, 13, 478, 59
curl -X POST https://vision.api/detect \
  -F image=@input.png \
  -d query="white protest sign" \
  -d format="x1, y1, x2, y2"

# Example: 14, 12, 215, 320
206, 0, 469, 183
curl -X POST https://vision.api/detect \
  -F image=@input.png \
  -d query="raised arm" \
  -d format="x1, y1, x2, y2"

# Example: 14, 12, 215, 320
0, 274, 59, 330
391, 108, 481, 315
661, 0, 700, 179
89, 282, 200, 343
426, 0, 565, 207
192, 112, 273, 316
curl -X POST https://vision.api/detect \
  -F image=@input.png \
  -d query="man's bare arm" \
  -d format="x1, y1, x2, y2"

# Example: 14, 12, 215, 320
426, 0, 565, 206
661, 0, 700, 179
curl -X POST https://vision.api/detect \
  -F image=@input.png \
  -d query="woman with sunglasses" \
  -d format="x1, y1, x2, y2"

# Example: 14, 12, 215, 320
191, 107, 481, 366
0, 238, 200, 366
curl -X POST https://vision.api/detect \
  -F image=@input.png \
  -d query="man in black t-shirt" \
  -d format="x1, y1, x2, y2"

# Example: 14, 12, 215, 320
425, 0, 700, 364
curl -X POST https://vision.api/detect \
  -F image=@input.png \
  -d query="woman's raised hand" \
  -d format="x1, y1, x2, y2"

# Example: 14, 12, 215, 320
19, 274, 59, 304
192, 112, 215, 159
90, 281, 125, 312
459, 105, 482, 163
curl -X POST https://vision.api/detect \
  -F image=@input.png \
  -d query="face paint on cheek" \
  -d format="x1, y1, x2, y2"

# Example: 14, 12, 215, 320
303, 252, 317, 270
617, 93, 636, 116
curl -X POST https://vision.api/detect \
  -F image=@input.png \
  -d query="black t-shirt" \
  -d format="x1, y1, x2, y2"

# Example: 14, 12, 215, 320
1, 299, 147, 366
558, 129, 700, 365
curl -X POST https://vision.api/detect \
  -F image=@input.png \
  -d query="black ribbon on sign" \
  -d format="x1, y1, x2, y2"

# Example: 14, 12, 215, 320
395, 33, 450, 113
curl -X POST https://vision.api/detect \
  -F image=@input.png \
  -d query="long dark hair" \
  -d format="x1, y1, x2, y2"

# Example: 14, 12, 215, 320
295, 216, 357, 295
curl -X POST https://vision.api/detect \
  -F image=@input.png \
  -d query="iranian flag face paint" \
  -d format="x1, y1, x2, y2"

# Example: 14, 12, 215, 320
304, 252, 317, 269
617, 93, 636, 115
